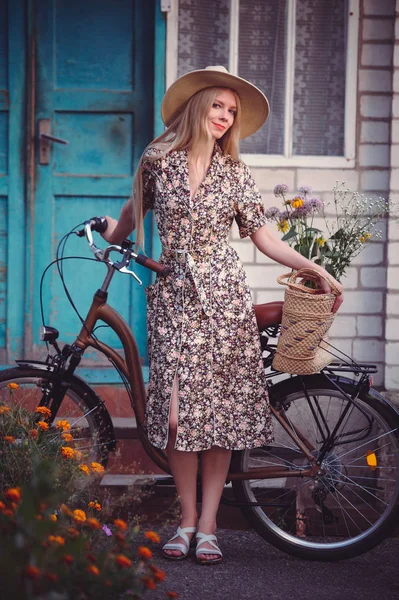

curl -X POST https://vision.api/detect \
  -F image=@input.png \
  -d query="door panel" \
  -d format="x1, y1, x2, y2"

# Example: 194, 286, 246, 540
31, 0, 155, 370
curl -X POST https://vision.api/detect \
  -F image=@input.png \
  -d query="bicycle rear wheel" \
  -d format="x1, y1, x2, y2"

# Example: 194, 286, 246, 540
0, 367, 114, 466
232, 375, 399, 560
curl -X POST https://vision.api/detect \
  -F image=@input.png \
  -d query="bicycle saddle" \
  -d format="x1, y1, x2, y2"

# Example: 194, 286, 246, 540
254, 301, 283, 330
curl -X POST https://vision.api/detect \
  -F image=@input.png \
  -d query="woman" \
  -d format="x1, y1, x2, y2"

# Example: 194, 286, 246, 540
102, 66, 344, 565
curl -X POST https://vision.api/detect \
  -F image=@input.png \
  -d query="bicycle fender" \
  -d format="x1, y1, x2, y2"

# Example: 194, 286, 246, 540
15, 360, 56, 372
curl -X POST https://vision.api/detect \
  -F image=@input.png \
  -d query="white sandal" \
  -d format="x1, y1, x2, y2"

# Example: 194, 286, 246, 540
195, 532, 223, 565
162, 526, 196, 561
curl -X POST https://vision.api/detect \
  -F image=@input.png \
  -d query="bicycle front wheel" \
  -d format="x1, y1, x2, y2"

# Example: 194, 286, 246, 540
232, 375, 399, 560
0, 367, 114, 467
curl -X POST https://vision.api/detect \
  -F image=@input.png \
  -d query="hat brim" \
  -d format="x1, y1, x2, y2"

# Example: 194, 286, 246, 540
161, 69, 270, 140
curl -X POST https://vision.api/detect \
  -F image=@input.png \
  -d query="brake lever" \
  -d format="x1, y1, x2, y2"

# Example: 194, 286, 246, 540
118, 266, 142, 285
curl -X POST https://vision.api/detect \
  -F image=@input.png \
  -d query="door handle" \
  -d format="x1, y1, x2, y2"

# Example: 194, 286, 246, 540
38, 118, 69, 165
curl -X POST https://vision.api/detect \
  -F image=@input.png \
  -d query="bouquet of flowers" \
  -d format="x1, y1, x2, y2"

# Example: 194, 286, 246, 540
266, 182, 391, 282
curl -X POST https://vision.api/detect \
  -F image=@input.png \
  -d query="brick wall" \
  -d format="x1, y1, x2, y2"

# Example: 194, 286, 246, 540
232, 0, 398, 389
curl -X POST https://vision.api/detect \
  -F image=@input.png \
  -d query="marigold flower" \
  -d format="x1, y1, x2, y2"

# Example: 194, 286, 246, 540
137, 546, 152, 560
49, 513, 57, 522
87, 564, 100, 576
90, 462, 104, 475
29, 429, 39, 439
88, 501, 101, 511
7, 382, 19, 390
291, 197, 304, 209
0, 405, 10, 414
60, 504, 73, 517
150, 565, 166, 582
167, 592, 178, 599
63, 554, 74, 564
56, 419, 71, 431
5, 488, 21, 503
35, 406, 51, 419
73, 509, 86, 523
61, 446, 74, 459
79, 464, 90, 475
25, 565, 40, 579
87, 518, 101, 530
115, 554, 132, 568
142, 576, 156, 590
0, 501, 5, 510
62, 432, 73, 442
67, 527, 80, 538
145, 530, 161, 544
45, 572, 57, 583
114, 518, 127, 531
2, 508, 14, 517
3, 435, 15, 443
115, 532, 126, 546
48, 535, 65, 546
73, 449, 83, 461
277, 220, 289, 233
37, 421, 49, 431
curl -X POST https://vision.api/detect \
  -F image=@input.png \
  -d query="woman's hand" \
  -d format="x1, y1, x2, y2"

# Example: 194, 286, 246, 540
308, 270, 344, 313
100, 216, 119, 244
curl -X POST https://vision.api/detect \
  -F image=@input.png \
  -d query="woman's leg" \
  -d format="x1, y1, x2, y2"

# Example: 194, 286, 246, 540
197, 446, 232, 561
164, 377, 198, 558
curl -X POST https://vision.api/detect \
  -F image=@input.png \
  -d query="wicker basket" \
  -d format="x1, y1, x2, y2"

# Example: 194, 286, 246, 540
272, 268, 341, 375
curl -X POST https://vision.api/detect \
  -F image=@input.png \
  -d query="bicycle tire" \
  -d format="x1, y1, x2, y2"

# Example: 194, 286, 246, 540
0, 367, 115, 467
231, 374, 399, 560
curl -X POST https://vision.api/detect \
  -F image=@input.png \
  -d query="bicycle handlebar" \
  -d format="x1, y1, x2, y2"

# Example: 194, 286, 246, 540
78, 217, 170, 278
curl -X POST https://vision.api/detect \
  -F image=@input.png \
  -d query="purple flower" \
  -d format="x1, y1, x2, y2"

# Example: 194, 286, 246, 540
274, 184, 289, 197
278, 210, 290, 221
265, 206, 280, 220
298, 185, 312, 196
306, 197, 323, 211
291, 205, 312, 218
102, 525, 112, 537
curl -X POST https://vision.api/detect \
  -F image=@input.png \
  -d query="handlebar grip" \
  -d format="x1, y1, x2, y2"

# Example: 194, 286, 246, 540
89, 216, 108, 233
135, 254, 170, 278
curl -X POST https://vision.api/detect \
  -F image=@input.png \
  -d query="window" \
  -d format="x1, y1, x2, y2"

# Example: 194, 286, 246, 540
167, 0, 358, 167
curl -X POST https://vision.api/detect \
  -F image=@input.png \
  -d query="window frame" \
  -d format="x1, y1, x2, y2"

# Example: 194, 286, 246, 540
166, 0, 359, 169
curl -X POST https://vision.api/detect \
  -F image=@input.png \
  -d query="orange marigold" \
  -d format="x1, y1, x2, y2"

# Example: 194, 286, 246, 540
61, 432, 73, 442
63, 554, 74, 565
5, 488, 21, 503
56, 419, 71, 431
142, 576, 156, 591
60, 504, 73, 517
49, 513, 57, 522
137, 546, 152, 560
114, 518, 127, 531
88, 501, 101, 511
73, 509, 86, 523
29, 429, 39, 439
0, 501, 5, 510
87, 564, 100, 576
79, 464, 90, 475
87, 518, 101, 530
0, 405, 10, 414
35, 406, 51, 419
48, 535, 65, 546
73, 449, 83, 461
25, 565, 40, 579
67, 527, 80, 538
37, 421, 49, 431
7, 383, 18, 390
90, 462, 104, 475
145, 530, 161, 544
150, 565, 166, 582
115, 554, 132, 568
61, 446, 74, 459
45, 573, 57, 583
115, 532, 126, 546
3, 435, 15, 443
167, 592, 179, 599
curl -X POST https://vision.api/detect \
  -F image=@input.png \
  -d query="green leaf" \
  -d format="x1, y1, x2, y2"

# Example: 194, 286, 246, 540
281, 227, 298, 241
304, 227, 323, 234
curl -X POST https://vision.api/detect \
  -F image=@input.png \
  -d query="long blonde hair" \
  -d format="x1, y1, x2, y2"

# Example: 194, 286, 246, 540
132, 87, 242, 249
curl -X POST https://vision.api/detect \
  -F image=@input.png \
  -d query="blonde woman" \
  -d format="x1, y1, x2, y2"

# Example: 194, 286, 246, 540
102, 66, 344, 565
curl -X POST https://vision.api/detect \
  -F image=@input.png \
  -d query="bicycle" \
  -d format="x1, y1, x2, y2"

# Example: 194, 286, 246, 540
0, 217, 398, 561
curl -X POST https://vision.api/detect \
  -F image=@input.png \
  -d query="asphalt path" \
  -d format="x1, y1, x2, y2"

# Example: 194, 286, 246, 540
151, 528, 399, 600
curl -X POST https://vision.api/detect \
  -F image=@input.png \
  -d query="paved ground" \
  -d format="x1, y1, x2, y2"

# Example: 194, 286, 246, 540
150, 528, 399, 600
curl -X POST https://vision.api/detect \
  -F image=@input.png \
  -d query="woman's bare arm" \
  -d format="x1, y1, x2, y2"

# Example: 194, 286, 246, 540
251, 224, 344, 312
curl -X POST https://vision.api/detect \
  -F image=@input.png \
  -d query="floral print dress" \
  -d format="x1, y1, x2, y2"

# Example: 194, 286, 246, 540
143, 143, 273, 451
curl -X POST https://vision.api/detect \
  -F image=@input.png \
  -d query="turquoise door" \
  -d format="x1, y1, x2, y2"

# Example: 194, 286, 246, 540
0, 0, 165, 379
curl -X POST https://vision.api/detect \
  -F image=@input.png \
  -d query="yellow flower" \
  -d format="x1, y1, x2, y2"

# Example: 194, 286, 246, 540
144, 530, 161, 544
316, 236, 326, 247
79, 464, 90, 475
56, 419, 71, 431
3, 435, 15, 443
90, 462, 105, 476
37, 421, 49, 431
114, 518, 127, 531
7, 383, 18, 390
35, 406, 51, 419
61, 432, 73, 442
0, 406, 10, 414
277, 220, 289, 233
73, 509, 86, 523
48, 535, 65, 546
291, 197, 304, 209
359, 232, 372, 243
61, 446, 74, 459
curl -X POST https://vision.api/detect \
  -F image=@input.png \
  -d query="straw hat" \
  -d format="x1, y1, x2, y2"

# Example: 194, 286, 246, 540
161, 65, 270, 139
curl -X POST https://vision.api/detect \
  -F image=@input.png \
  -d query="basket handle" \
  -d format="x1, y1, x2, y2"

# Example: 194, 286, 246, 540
277, 268, 341, 296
